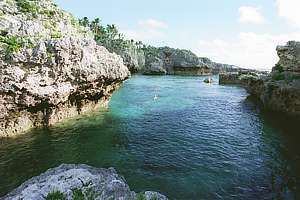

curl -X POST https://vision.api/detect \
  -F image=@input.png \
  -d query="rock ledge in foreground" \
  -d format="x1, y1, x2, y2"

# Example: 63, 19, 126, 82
1, 164, 167, 200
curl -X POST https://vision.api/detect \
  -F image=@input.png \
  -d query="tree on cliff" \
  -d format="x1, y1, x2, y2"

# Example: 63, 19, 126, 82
78, 17, 144, 52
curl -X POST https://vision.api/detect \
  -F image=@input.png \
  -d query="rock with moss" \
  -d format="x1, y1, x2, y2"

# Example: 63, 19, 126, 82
1, 164, 168, 200
0, 0, 130, 137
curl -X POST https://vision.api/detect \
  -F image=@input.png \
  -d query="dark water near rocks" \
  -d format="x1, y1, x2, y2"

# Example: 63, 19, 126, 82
1, 75, 300, 199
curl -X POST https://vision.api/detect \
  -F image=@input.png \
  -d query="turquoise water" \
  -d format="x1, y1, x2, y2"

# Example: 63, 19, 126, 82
0, 75, 300, 199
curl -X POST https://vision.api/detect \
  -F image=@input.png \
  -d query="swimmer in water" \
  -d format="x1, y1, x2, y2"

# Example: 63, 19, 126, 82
154, 94, 158, 100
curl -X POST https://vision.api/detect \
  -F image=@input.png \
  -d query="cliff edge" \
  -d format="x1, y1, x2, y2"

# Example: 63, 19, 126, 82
0, 0, 130, 137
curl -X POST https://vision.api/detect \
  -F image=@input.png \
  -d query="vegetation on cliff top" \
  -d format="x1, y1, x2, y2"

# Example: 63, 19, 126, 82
78, 17, 144, 52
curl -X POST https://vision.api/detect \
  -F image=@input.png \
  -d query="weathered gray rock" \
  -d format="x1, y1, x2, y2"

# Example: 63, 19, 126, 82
143, 55, 166, 75
143, 46, 211, 75
199, 57, 240, 74
219, 71, 265, 85
0, 0, 130, 137
113, 46, 145, 73
245, 41, 300, 116
247, 78, 300, 115
1, 164, 168, 200
276, 41, 300, 73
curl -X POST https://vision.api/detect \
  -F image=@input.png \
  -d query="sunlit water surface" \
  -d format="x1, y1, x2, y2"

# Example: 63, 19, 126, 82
1, 75, 300, 199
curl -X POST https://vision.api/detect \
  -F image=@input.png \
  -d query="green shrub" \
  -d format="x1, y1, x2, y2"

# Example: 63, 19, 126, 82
15, 0, 38, 14
272, 73, 285, 81
150, 196, 160, 200
0, 35, 26, 59
274, 63, 284, 73
40, 9, 56, 18
51, 31, 62, 39
72, 188, 85, 200
136, 193, 146, 200
45, 191, 67, 200
85, 188, 100, 200
70, 15, 78, 26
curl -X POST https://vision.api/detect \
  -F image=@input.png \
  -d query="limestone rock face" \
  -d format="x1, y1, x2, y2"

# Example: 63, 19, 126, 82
276, 41, 300, 73
246, 78, 300, 115
0, 0, 130, 136
112, 46, 145, 73
143, 46, 211, 75
1, 164, 168, 200
199, 57, 240, 74
245, 41, 300, 116
219, 71, 266, 85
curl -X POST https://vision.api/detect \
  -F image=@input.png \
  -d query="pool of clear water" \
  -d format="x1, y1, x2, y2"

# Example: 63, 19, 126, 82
0, 75, 300, 199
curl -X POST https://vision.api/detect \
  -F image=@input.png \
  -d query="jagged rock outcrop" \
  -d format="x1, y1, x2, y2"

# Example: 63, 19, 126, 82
199, 57, 240, 74
276, 41, 300, 73
219, 71, 267, 85
1, 164, 168, 200
143, 46, 211, 75
247, 77, 300, 115
104, 44, 145, 73
218, 41, 300, 115
0, 0, 130, 137
141, 46, 245, 76
246, 41, 300, 116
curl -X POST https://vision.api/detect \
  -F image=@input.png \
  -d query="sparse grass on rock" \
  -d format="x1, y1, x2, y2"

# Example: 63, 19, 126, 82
45, 191, 67, 200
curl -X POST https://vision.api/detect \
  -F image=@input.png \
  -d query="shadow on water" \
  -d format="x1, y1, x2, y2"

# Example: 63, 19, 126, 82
0, 111, 130, 196
243, 96, 300, 200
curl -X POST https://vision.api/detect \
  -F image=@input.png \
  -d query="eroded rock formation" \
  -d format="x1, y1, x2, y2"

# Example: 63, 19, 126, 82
0, 0, 130, 136
143, 46, 212, 75
1, 164, 168, 200
236, 41, 300, 116
218, 41, 300, 116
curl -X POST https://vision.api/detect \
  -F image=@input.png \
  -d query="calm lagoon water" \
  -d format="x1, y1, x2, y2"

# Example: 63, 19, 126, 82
0, 75, 300, 199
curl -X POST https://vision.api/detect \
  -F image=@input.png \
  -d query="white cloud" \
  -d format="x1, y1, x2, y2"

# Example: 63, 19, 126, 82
122, 29, 165, 41
194, 32, 300, 70
277, 0, 300, 28
121, 19, 168, 44
238, 6, 266, 25
138, 19, 168, 29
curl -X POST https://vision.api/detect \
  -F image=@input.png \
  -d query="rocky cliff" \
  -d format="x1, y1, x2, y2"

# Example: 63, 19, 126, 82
246, 41, 300, 116
142, 46, 212, 75
1, 164, 168, 200
199, 57, 241, 74
108, 45, 145, 73
218, 41, 300, 116
0, 0, 130, 137
108, 44, 240, 76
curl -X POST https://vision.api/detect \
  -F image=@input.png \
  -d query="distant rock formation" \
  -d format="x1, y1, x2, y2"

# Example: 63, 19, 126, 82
106, 44, 241, 76
143, 46, 212, 75
0, 0, 129, 137
219, 70, 267, 85
1, 164, 168, 200
104, 43, 145, 73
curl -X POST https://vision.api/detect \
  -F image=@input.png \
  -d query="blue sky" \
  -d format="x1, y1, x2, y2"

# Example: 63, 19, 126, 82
54, 0, 300, 70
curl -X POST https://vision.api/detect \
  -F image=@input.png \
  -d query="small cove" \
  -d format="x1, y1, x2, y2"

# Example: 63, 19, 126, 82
0, 75, 300, 199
